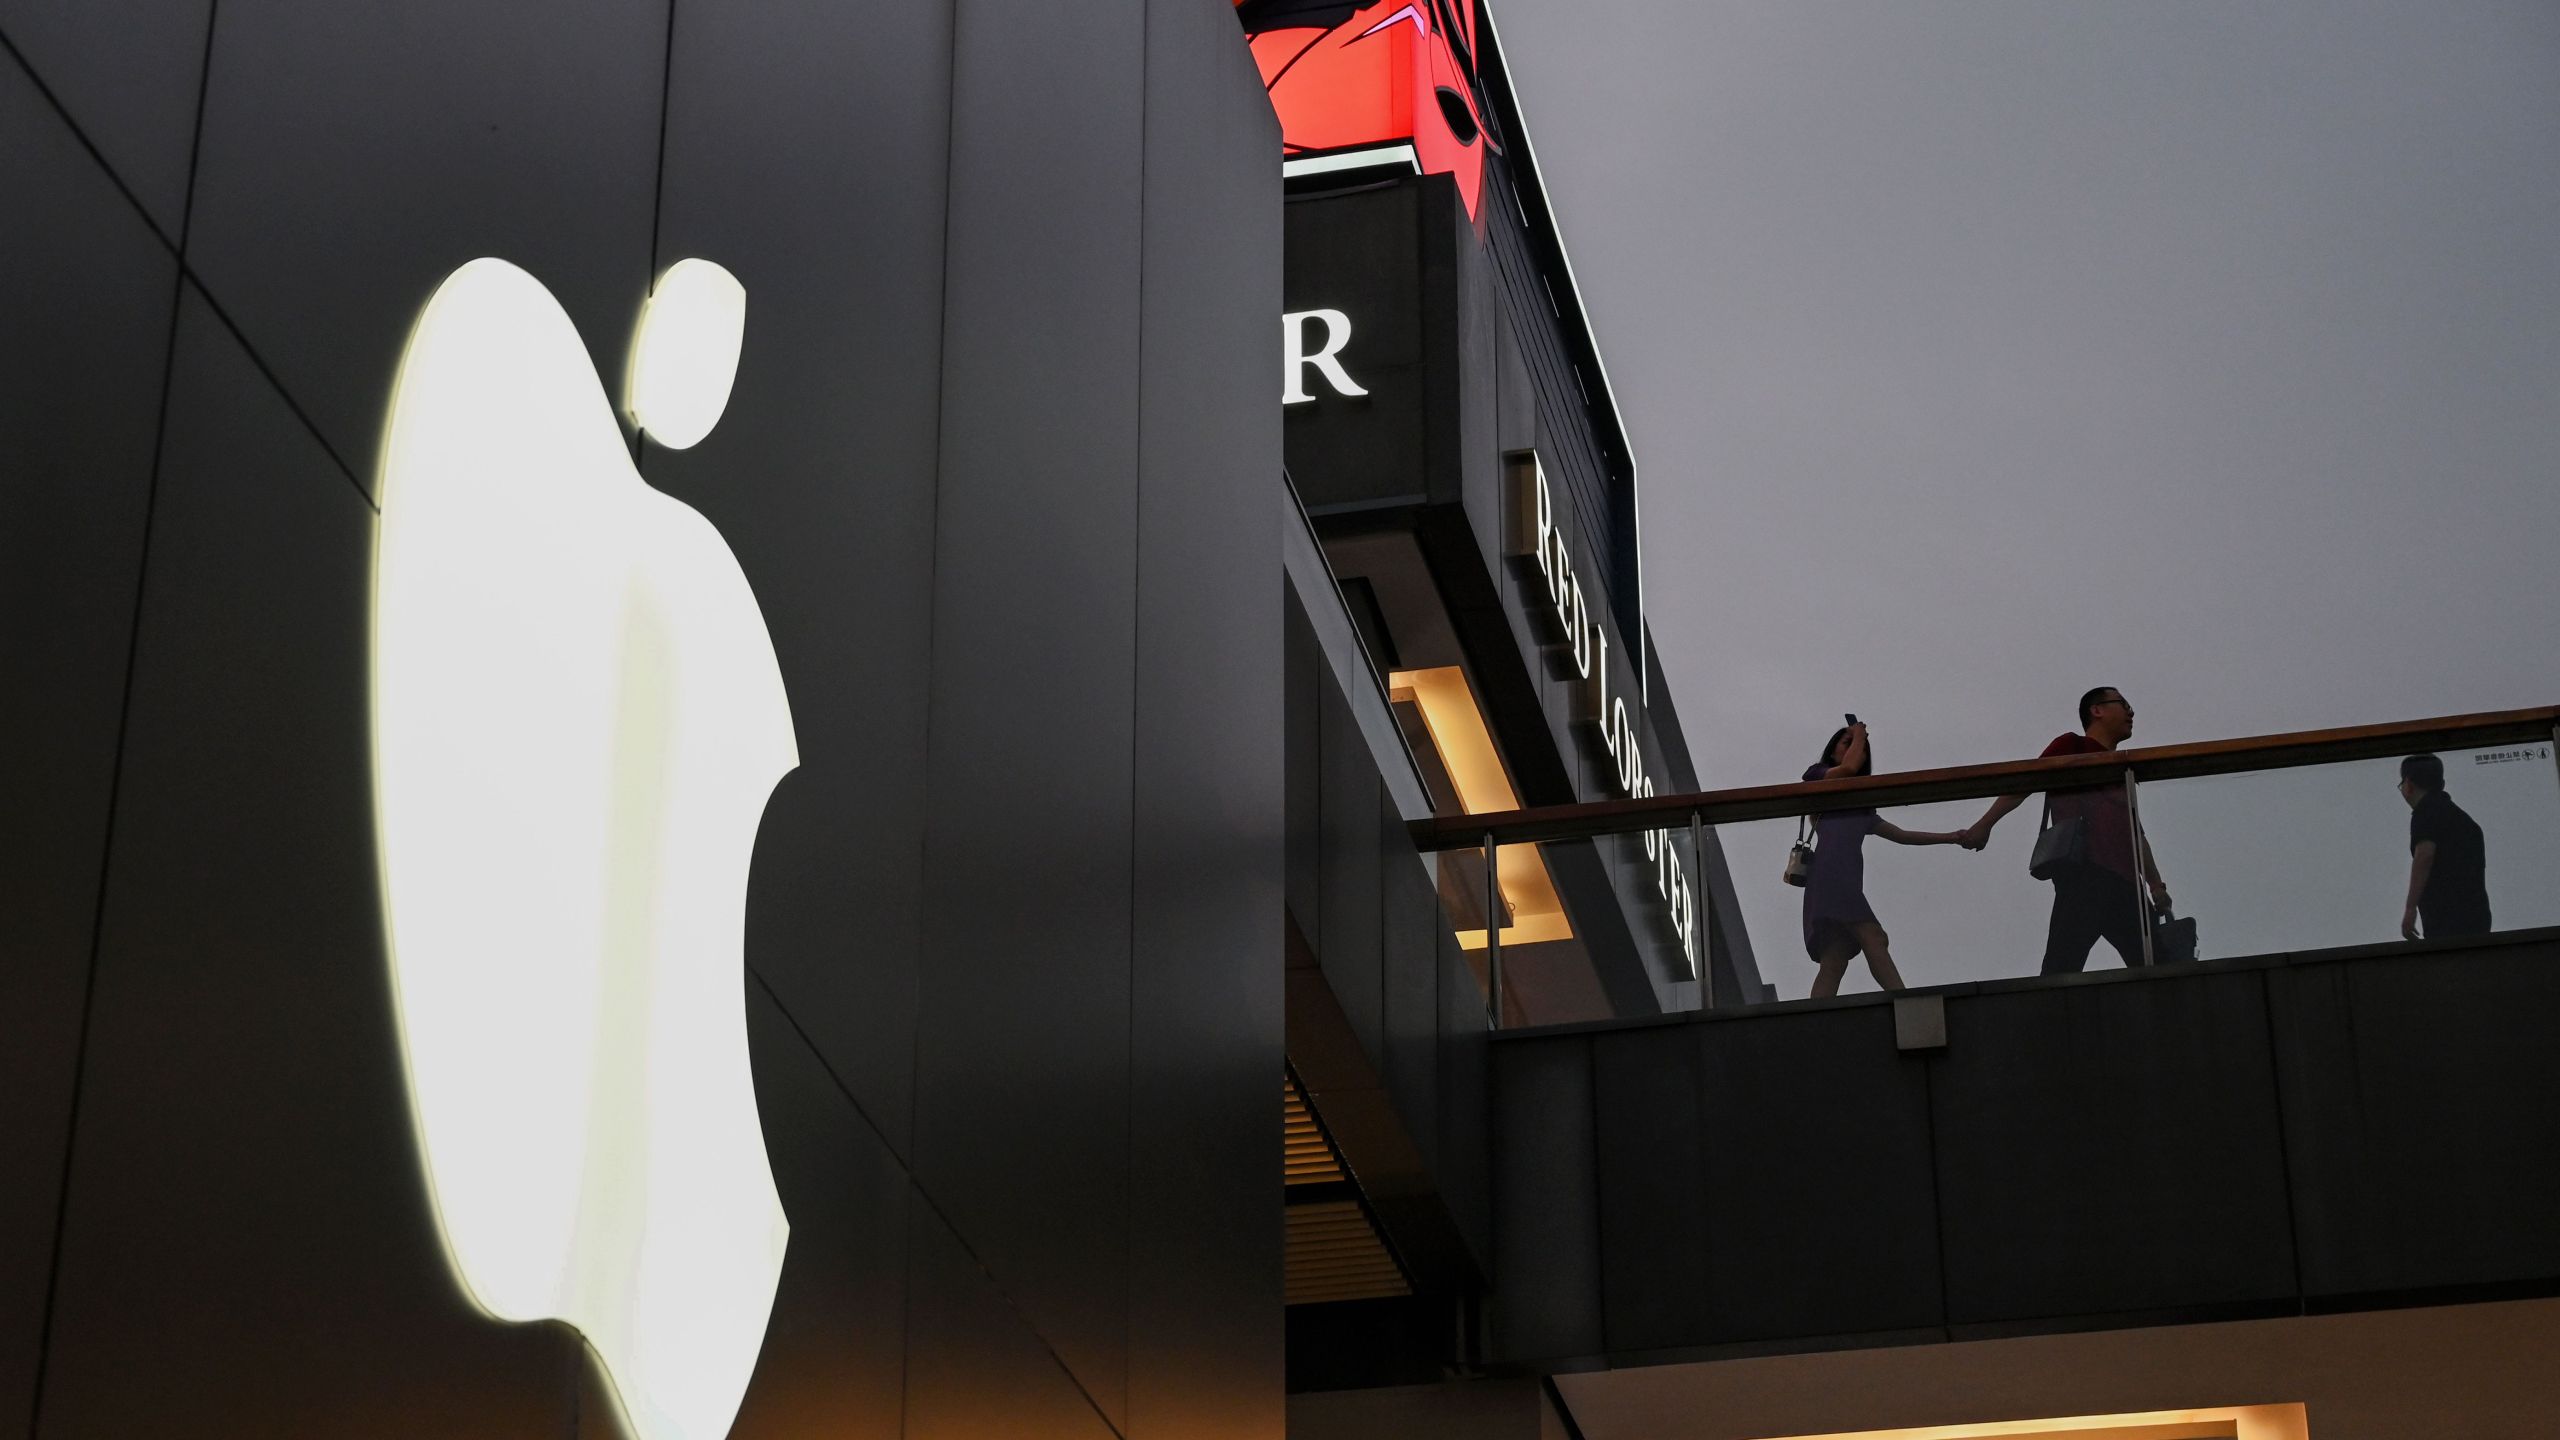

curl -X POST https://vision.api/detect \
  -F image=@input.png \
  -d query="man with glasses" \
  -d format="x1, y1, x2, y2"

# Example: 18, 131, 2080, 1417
2398, 752, 2490, 941
1961, 687, 2172, 973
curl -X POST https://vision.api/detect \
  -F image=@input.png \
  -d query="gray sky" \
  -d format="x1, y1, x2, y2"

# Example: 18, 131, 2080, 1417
1493, 1, 2560, 990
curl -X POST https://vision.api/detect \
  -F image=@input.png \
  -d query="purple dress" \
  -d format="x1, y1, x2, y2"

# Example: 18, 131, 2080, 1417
1801, 763, 1881, 961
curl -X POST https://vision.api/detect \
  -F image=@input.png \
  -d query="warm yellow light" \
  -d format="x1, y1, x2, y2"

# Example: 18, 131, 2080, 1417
1389, 666, 1572, 950
1390, 666, 1517, 813
1752, 1402, 2308, 1440
372, 257, 792, 1440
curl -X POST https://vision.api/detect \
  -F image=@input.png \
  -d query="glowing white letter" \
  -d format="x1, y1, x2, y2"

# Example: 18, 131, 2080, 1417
1283, 308, 1369, 404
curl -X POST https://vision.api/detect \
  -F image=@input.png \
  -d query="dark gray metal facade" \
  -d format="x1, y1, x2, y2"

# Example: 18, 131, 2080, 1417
1285, 597, 1494, 1283
1281, 170, 1758, 1013
0, 2, 1282, 1436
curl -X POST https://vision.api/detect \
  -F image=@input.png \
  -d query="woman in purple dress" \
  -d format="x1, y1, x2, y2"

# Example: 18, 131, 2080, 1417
1801, 722, 1966, 998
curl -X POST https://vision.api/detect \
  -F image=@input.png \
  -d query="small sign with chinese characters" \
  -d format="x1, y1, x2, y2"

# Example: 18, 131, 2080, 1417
2473, 746, 2552, 765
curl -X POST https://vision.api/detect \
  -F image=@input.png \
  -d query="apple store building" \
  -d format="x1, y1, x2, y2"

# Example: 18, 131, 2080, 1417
10, 3, 2560, 1440
6, 0, 1279, 1433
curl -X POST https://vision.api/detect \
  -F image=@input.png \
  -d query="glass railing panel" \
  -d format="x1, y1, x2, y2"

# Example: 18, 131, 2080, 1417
1664, 820, 1712, 1010
1594, 820, 1704, 1015
1430, 711, 2559, 1026
2136, 742, 2560, 959
1711, 794, 2095, 1004
1709, 814, 1799, 1003
1431, 840, 1491, 1012
1434, 830, 1695, 1029
1431, 840, 1524, 1027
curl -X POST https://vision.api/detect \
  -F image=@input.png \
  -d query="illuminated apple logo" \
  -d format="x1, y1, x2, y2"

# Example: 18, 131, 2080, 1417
370, 257, 792, 1440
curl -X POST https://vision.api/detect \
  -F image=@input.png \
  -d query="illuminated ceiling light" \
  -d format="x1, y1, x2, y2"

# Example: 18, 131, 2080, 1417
1388, 666, 1515, 814
627, 257, 747, 450
372, 256, 795, 1440
1389, 666, 1573, 949
1752, 1402, 2309, 1440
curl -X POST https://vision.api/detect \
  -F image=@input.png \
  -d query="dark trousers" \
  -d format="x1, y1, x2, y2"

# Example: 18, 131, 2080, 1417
2042, 866, 2145, 974
2419, 901, 2492, 940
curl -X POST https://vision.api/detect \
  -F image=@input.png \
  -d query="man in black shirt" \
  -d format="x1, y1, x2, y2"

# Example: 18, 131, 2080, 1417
2399, 753, 2491, 940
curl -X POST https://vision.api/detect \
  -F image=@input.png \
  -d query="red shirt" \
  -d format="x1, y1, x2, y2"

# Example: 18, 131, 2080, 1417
2042, 733, 2136, 878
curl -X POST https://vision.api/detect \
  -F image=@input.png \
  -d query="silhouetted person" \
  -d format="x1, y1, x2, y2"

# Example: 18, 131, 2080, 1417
1960, 686, 2170, 973
1799, 721, 1967, 998
2399, 752, 2490, 940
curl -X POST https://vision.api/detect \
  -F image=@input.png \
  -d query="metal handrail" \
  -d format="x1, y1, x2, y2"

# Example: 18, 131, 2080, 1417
1410, 705, 2560, 852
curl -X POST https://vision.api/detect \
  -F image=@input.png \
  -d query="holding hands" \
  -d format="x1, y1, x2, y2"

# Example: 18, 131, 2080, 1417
1875, 820, 1976, 847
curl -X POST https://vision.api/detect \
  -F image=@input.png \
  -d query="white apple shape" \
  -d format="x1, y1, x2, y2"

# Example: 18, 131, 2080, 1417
371, 256, 793, 1440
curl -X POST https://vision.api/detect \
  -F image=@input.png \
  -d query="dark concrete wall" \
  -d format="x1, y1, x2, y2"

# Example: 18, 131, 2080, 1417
0, 2, 1281, 1436
1487, 931, 2560, 1369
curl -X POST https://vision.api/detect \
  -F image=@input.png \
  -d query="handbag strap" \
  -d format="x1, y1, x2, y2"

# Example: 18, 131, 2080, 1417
1796, 813, 1813, 846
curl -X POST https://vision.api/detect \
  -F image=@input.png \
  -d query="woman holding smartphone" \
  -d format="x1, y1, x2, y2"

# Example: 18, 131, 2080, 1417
1800, 719, 1967, 998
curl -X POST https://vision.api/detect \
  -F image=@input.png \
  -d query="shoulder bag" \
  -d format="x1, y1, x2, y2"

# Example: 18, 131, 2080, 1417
2027, 792, 2086, 882
1782, 814, 1814, 888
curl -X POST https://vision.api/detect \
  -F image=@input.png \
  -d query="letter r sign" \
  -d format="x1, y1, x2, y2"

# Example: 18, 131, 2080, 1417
1282, 309, 1369, 404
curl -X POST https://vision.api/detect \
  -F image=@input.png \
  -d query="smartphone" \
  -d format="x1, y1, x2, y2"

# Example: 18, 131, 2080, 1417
1844, 712, 1859, 727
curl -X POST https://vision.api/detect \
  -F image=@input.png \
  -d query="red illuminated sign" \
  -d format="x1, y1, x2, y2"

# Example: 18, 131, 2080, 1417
1237, 0, 1493, 219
